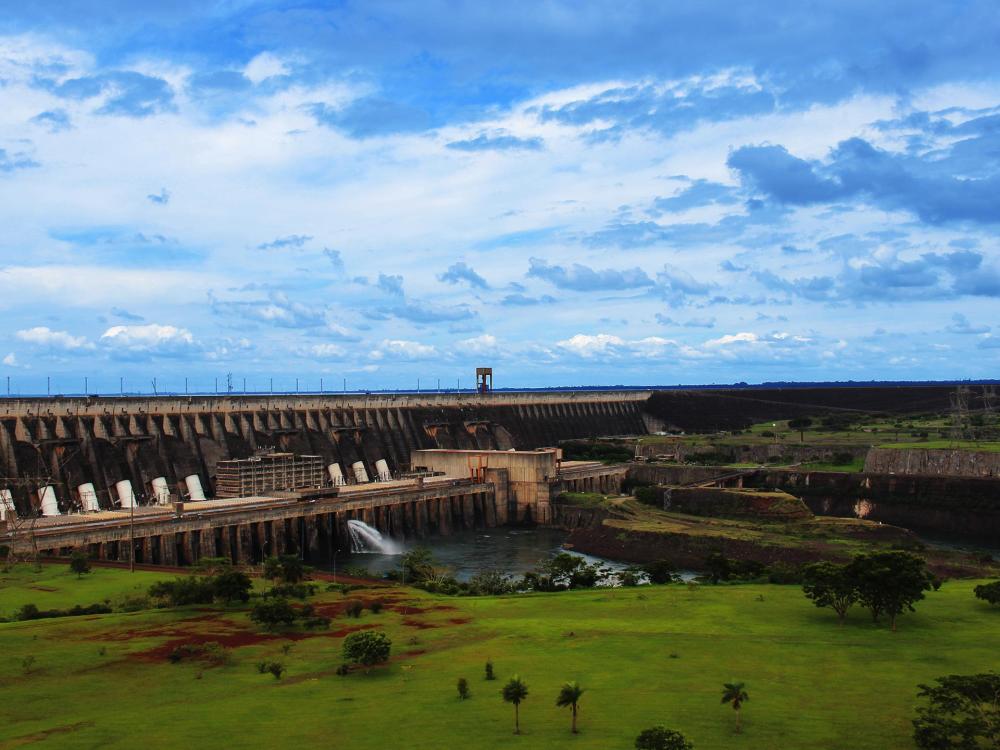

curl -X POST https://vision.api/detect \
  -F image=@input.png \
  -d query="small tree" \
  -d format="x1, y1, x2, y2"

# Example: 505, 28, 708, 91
212, 569, 252, 603
704, 553, 731, 584
847, 551, 935, 630
399, 547, 437, 584
267, 662, 285, 680
249, 598, 297, 631
912, 672, 1000, 749
973, 580, 1000, 607
501, 675, 529, 734
556, 681, 585, 734
634, 726, 693, 750
802, 562, 857, 622
788, 417, 813, 442
69, 550, 91, 578
264, 554, 307, 584
721, 681, 749, 733
457, 677, 470, 700
343, 630, 391, 672
485, 659, 495, 680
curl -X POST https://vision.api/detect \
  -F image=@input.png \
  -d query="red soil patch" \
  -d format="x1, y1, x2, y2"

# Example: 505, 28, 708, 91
386, 603, 456, 615
401, 649, 426, 657
401, 618, 439, 629
447, 617, 472, 625
28, 585, 58, 592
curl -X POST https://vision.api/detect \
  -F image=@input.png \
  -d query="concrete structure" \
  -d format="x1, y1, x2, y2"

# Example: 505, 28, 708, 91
215, 453, 326, 498
411, 448, 626, 523
0, 390, 650, 517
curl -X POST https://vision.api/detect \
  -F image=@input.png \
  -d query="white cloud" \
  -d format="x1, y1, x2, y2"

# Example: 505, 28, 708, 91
705, 332, 759, 347
15, 326, 92, 350
458, 334, 499, 354
244, 52, 290, 84
556, 334, 625, 357
372, 339, 438, 360
2, 353, 17, 366
307, 343, 346, 359
99, 324, 196, 355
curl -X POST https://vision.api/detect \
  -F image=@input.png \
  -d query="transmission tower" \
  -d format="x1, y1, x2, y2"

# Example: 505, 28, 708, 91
949, 386, 972, 442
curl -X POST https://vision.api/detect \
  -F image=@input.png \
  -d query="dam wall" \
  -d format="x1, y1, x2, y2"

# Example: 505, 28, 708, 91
0, 391, 650, 517
864, 447, 1000, 478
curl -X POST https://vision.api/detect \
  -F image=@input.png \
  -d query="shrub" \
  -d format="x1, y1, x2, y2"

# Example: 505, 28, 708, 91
116, 594, 152, 613
212, 569, 252, 603
249, 599, 297, 631
69, 550, 91, 578
343, 630, 391, 670
485, 660, 495, 680
368, 599, 384, 614
335, 663, 350, 676
642, 560, 678, 585
634, 726, 693, 750
634, 486, 661, 507
974, 580, 1000, 606
16, 602, 112, 621
267, 662, 285, 680
263, 555, 309, 584
457, 677, 470, 700
148, 577, 216, 607
264, 583, 317, 599
302, 615, 331, 630
618, 566, 643, 586
256, 662, 268, 674
343, 599, 364, 618
167, 642, 230, 666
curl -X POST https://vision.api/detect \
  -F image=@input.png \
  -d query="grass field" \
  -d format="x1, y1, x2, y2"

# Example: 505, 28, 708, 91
2, 564, 998, 749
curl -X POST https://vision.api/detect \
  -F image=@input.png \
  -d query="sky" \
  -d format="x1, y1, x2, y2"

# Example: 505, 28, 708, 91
1, 1, 999, 394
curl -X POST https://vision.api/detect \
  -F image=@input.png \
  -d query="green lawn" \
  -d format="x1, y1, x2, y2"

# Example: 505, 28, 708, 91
1, 564, 998, 749
878, 440, 1000, 452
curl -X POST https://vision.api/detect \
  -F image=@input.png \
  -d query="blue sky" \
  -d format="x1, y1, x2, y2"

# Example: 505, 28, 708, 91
1, 1, 999, 393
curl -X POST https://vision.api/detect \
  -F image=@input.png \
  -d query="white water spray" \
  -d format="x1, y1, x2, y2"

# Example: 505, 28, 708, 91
347, 520, 402, 555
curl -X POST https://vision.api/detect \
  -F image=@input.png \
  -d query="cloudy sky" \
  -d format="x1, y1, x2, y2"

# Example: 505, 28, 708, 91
1, 1, 999, 393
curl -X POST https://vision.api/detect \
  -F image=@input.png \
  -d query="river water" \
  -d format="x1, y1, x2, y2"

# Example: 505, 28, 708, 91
326, 527, 634, 582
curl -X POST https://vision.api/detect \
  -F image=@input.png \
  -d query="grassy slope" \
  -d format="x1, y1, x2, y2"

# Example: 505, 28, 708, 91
1, 565, 999, 749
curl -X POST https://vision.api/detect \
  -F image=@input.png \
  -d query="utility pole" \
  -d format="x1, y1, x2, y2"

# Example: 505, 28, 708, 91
47, 376, 50, 396
295, 378, 299, 393
84, 376, 88, 394
320, 377, 323, 393
120, 377, 124, 395
185, 377, 188, 394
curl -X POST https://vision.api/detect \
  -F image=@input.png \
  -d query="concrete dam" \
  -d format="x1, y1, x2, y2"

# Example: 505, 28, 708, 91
0, 390, 651, 517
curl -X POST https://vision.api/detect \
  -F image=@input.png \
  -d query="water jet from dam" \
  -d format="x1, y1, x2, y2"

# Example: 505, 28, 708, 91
348, 520, 401, 555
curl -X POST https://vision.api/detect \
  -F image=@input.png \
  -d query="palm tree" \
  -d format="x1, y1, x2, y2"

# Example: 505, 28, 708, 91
556, 681, 585, 733
721, 681, 749, 733
501, 675, 529, 734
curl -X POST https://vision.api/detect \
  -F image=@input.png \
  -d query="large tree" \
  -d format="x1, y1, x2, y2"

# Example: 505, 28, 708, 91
501, 675, 529, 734
556, 681, 585, 734
846, 551, 936, 631
802, 562, 857, 622
912, 673, 1000, 749
974, 580, 1000, 607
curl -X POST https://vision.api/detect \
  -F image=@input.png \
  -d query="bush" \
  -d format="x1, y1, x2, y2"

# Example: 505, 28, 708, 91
264, 583, 317, 599
249, 599, 297, 631
212, 569, 252, 603
974, 580, 1000, 606
302, 615, 331, 630
485, 660, 495, 680
343, 630, 391, 669
149, 577, 216, 606
457, 677, 470, 700
116, 594, 152, 613
335, 663, 350, 676
634, 486, 661, 507
263, 555, 309, 584
167, 642, 231, 666
343, 599, 364, 618
368, 599, 384, 614
642, 560, 678, 585
16, 602, 112, 621
634, 726, 693, 750
267, 662, 285, 680
70, 549, 91, 578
